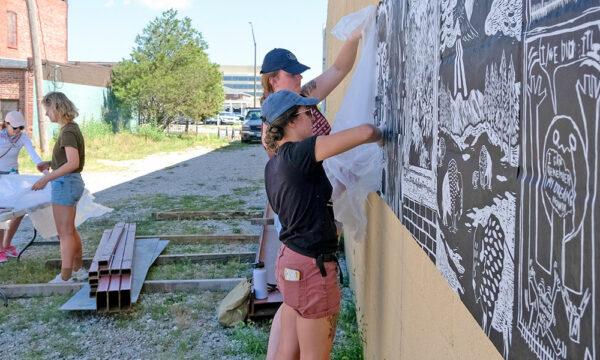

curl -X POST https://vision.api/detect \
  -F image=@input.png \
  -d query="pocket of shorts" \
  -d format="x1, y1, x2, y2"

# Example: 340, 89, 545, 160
69, 176, 84, 201
282, 278, 306, 309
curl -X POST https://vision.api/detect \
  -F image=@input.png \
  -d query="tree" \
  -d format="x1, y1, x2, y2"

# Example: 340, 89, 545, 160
111, 9, 224, 128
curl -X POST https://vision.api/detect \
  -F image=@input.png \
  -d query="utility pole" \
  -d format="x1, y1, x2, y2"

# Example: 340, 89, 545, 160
25, 0, 49, 154
249, 22, 257, 108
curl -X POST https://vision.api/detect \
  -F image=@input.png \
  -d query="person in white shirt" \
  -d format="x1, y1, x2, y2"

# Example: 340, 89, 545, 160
0, 111, 43, 262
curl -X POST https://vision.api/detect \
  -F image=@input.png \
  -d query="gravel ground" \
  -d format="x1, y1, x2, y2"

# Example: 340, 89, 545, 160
0, 143, 272, 359
0, 142, 362, 359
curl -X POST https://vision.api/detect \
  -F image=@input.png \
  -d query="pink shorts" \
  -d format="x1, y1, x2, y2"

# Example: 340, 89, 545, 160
275, 245, 341, 319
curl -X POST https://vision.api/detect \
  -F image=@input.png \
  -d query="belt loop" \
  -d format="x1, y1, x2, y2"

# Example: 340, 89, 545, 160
316, 254, 327, 277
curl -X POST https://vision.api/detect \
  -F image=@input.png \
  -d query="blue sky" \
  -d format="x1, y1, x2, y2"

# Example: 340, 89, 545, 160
68, 0, 328, 81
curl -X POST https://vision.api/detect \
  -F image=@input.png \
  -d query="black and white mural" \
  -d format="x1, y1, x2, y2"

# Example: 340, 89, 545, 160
375, 0, 599, 358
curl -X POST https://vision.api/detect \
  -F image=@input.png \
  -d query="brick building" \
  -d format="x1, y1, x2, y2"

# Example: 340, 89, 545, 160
0, 0, 67, 135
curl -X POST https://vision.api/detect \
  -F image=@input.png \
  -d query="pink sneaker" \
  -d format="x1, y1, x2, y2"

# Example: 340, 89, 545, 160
0, 251, 6, 263
4, 246, 18, 258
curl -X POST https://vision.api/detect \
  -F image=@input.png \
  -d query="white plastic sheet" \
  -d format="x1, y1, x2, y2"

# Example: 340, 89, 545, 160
0, 174, 112, 239
323, 5, 384, 243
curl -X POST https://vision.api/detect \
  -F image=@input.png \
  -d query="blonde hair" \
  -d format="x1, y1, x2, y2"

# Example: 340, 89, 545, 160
261, 70, 280, 100
41, 92, 79, 123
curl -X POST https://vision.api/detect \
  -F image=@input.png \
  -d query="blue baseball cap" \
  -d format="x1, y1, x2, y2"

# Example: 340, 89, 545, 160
260, 48, 310, 75
261, 90, 319, 125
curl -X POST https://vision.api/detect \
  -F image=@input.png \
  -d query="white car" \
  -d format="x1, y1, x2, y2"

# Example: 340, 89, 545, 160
219, 112, 241, 125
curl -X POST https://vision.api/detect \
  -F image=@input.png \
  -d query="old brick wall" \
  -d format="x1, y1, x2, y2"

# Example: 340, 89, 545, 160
0, 0, 68, 63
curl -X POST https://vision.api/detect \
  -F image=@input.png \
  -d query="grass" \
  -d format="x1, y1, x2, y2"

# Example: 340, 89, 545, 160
332, 292, 365, 360
222, 286, 365, 360
0, 258, 58, 284
18, 121, 249, 173
225, 319, 271, 359
145, 260, 252, 281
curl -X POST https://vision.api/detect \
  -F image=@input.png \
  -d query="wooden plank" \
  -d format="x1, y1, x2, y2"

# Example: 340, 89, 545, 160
121, 224, 136, 274
0, 283, 85, 297
45, 252, 256, 269
152, 252, 256, 265
249, 218, 275, 226
98, 222, 125, 266
109, 225, 128, 275
1, 278, 244, 298
154, 210, 263, 221
256, 203, 281, 285
142, 278, 245, 292
135, 234, 259, 245
89, 229, 112, 278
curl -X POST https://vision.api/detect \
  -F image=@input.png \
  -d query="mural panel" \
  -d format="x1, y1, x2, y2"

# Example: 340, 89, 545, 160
375, 0, 599, 358
518, 4, 599, 359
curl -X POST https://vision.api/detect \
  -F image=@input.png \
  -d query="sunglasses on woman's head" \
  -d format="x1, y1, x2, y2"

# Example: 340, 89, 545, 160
10, 125, 24, 131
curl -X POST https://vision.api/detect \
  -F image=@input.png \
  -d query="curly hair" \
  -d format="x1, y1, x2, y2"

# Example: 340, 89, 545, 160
262, 105, 300, 154
41, 92, 79, 123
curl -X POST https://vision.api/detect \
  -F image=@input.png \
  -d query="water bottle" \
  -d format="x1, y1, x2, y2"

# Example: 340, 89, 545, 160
252, 261, 267, 300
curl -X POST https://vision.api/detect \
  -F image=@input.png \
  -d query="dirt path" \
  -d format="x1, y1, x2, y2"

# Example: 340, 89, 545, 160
11, 143, 268, 246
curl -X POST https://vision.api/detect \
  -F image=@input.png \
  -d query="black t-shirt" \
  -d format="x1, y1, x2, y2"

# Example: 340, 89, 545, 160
264, 136, 338, 257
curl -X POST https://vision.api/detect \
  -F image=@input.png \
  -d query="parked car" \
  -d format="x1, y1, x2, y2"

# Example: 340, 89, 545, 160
241, 109, 262, 143
204, 115, 220, 125
219, 112, 241, 125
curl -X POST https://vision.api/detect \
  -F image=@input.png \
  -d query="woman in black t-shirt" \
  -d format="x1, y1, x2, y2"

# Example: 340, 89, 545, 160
261, 89, 382, 359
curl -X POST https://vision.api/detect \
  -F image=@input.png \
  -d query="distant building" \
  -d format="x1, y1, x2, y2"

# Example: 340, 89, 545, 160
0, 0, 67, 132
223, 86, 254, 116
0, 0, 119, 139
220, 65, 262, 111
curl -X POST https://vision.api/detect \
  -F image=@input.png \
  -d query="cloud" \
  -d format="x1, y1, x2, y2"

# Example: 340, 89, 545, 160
104, 0, 115, 7
136, 0, 191, 10
124, 0, 132, 4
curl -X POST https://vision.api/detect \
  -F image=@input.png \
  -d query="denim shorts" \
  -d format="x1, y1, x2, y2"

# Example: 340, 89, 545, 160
51, 173, 84, 206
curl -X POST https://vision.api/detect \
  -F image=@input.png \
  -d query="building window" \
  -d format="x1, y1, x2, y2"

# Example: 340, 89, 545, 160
0, 100, 20, 125
7, 11, 17, 49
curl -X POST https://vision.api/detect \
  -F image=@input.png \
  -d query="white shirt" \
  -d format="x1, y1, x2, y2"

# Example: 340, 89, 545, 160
0, 129, 42, 172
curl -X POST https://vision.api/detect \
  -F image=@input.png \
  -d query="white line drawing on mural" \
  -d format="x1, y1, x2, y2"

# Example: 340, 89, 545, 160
442, 159, 463, 233
468, 192, 516, 359
479, 145, 493, 190
562, 288, 591, 343
519, 7, 598, 360
441, 0, 479, 98
486, 0, 523, 39
437, 137, 446, 168
376, 0, 405, 218
399, 0, 440, 258
525, 262, 567, 358
438, 52, 520, 168
528, 0, 581, 22
473, 171, 480, 189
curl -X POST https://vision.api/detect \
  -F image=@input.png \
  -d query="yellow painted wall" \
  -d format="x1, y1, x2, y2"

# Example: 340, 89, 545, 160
325, 1, 503, 359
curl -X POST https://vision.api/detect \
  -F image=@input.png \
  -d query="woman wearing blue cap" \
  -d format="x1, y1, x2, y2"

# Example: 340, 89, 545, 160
261, 28, 363, 360
261, 90, 382, 359
260, 27, 363, 139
